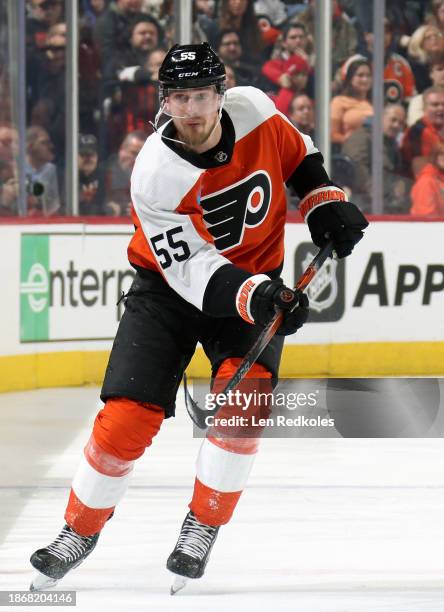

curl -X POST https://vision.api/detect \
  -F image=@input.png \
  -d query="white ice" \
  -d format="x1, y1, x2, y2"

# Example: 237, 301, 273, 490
1, 386, 444, 611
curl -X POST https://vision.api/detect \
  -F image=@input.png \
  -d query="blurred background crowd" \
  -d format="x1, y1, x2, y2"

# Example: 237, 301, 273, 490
1, 0, 444, 218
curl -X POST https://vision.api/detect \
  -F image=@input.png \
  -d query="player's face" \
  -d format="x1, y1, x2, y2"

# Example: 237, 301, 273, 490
167, 86, 222, 147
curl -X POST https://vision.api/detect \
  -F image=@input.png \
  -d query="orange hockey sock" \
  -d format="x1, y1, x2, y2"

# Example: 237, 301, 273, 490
65, 398, 164, 536
190, 359, 272, 526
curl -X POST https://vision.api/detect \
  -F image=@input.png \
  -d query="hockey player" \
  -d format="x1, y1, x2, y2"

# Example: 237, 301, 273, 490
29, 43, 368, 593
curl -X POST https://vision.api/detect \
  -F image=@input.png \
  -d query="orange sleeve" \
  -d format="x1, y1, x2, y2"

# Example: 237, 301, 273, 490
410, 174, 439, 216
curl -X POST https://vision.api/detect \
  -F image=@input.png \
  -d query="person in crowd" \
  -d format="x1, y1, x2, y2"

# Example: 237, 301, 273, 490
216, 29, 261, 86
104, 130, 145, 216
94, 0, 144, 66
103, 13, 164, 88
26, 0, 64, 54
407, 24, 444, 93
78, 134, 104, 216
361, 18, 416, 105
106, 45, 166, 149
401, 86, 444, 178
262, 32, 313, 86
203, 0, 264, 65
330, 54, 373, 146
28, 24, 67, 162
0, 124, 19, 216
288, 93, 315, 140
296, 0, 357, 74
25, 126, 61, 216
410, 142, 444, 215
270, 21, 314, 66
264, 53, 311, 115
342, 104, 411, 214
407, 51, 444, 126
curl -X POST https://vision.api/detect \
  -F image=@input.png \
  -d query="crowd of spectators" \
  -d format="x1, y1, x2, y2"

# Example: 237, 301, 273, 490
1, 0, 444, 217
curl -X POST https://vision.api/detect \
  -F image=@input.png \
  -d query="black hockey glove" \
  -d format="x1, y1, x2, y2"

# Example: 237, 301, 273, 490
250, 279, 309, 336
307, 201, 368, 258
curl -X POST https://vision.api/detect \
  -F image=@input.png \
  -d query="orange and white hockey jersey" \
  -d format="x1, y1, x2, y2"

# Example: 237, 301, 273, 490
129, 86, 319, 316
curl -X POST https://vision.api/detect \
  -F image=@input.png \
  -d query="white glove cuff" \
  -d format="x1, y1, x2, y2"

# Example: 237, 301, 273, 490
236, 274, 270, 324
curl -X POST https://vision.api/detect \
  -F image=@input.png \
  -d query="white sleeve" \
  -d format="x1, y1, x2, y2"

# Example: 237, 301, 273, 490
131, 177, 232, 311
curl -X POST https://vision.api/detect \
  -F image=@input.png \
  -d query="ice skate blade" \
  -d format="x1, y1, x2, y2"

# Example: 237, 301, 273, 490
170, 574, 188, 595
30, 571, 59, 592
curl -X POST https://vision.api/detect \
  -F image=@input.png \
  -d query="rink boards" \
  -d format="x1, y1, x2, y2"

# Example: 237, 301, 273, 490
0, 218, 443, 391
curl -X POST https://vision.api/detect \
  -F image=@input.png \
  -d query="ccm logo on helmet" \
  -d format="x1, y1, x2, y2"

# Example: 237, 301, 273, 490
178, 72, 199, 77
180, 51, 196, 60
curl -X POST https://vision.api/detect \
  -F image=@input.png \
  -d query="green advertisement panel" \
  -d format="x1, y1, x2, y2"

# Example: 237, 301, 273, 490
20, 235, 50, 341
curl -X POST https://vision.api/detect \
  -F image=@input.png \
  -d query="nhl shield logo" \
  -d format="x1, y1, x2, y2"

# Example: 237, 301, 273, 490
294, 243, 345, 322
302, 252, 338, 313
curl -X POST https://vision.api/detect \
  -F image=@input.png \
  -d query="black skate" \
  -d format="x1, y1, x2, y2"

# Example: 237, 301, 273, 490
29, 524, 99, 591
167, 511, 219, 594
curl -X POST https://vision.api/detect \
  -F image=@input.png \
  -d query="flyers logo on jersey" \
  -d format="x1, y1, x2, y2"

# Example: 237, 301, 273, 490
200, 170, 272, 252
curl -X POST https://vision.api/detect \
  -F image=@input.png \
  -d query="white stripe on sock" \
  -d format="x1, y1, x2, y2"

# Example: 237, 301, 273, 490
72, 454, 133, 509
196, 438, 256, 492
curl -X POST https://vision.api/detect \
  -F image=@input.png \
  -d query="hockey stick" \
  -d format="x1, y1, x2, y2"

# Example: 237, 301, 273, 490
184, 240, 334, 430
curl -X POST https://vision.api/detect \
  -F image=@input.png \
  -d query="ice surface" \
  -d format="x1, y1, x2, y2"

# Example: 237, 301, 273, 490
1, 386, 444, 611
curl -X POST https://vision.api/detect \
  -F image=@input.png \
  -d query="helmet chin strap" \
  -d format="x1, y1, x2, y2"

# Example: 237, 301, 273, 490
149, 93, 226, 149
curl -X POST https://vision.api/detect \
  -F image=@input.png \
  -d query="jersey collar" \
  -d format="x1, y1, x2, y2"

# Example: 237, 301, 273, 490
161, 109, 235, 169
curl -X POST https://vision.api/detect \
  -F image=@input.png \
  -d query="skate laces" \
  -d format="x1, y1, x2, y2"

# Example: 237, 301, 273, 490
176, 513, 218, 560
46, 526, 96, 563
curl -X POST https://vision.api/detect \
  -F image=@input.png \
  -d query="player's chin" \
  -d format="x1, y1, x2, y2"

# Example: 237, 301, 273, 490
187, 128, 212, 146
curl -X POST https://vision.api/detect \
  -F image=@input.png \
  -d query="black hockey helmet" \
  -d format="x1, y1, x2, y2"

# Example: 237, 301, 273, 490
158, 43, 226, 102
